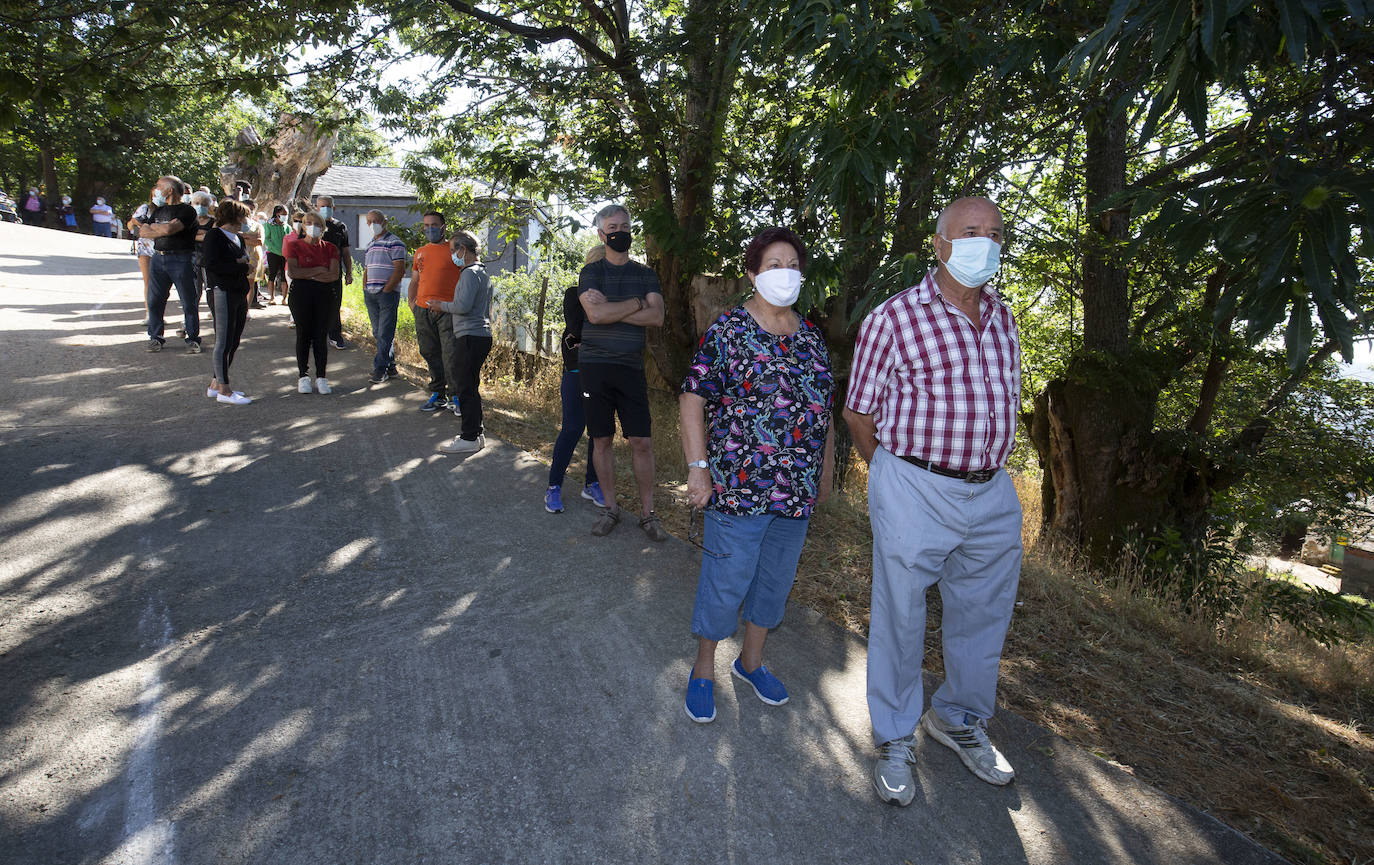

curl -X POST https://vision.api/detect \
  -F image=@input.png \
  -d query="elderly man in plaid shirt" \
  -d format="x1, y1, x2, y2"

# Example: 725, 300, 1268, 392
843, 196, 1023, 806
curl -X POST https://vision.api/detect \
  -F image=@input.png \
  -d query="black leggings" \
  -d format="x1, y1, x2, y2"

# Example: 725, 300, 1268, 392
288, 279, 330, 378
211, 288, 248, 385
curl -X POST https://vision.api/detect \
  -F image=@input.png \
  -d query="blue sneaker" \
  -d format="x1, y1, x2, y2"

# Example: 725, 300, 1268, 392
544, 486, 564, 513
731, 658, 789, 706
684, 676, 716, 723
580, 481, 605, 507
420, 393, 448, 413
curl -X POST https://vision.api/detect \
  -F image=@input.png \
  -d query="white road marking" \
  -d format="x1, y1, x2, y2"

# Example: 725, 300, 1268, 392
108, 599, 177, 865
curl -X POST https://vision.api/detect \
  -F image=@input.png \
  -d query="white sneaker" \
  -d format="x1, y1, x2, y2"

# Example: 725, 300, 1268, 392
297, 376, 313, 394
315, 377, 331, 394
437, 434, 484, 454
206, 386, 218, 398
920, 709, 1015, 785
216, 391, 252, 405
873, 734, 918, 806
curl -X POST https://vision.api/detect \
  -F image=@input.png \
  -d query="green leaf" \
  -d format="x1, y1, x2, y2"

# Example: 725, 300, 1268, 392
1285, 300, 1313, 371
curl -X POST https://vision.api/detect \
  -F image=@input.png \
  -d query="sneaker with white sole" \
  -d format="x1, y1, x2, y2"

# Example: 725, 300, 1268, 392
216, 391, 252, 405
314, 377, 331, 394
186, 341, 202, 354
920, 709, 1015, 785
206, 386, 218, 398
730, 657, 788, 705
545, 486, 564, 513
298, 376, 313, 394
437, 434, 484, 454
873, 734, 918, 806
581, 482, 605, 507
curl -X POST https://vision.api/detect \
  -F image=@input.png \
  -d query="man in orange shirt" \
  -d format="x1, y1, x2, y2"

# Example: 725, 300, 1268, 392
409, 210, 464, 415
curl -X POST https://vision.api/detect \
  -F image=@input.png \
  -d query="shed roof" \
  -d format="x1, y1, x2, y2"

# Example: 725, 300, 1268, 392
312, 165, 417, 199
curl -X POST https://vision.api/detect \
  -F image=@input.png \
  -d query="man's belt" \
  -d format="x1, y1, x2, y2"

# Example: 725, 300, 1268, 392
153, 249, 192, 256
898, 454, 998, 484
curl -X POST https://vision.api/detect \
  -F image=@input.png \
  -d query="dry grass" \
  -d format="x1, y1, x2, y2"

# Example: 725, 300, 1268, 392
346, 316, 1374, 865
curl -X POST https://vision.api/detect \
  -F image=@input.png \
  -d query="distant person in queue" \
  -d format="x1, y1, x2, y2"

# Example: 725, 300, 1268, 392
283, 211, 340, 394
129, 191, 156, 325
577, 203, 668, 541
19, 187, 44, 225
362, 210, 405, 384
190, 190, 217, 327
90, 196, 115, 237
432, 230, 493, 455
262, 204, 290, 305
678, 226, 835, 723
845, 195, 1023, 805
410, 211, 464, 418
202, 199, 257, 406
542, 245, 607, 514
138, 175, 203, 354
314, 194, 354, 350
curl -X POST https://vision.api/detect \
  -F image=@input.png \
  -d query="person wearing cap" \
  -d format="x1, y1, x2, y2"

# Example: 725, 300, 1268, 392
844, 195, 1023, 805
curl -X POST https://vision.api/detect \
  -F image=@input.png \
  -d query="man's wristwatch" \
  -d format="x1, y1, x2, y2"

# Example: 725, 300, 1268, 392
687, 460, 708, 470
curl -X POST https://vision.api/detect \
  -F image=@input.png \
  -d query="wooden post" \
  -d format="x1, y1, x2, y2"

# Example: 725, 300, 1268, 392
534, 274, 550, 357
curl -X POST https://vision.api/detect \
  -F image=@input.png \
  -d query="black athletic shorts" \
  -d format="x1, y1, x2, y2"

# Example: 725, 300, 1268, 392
266, 251, 286, 282
581, 362, 652, 439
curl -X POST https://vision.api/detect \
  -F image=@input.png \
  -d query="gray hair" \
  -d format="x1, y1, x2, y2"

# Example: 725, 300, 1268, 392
452, 230, 480, 256
594, 203, 630, 230
316, 195, 334, 206
365, 210, 386, 224
190, 190, 215, 207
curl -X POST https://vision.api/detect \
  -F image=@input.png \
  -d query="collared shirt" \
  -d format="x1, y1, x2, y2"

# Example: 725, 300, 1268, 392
846, 270, 1021, 472
364, 231, 407, 292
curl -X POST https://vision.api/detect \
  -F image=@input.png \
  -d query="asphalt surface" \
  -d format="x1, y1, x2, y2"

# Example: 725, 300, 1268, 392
0, 222, 1288, 865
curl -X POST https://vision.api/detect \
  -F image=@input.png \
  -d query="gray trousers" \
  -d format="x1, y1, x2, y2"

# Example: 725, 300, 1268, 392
866, 447, 1023, 745
413, 307, 461, 399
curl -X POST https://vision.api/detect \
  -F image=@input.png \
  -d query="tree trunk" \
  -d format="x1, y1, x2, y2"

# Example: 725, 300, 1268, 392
1029, 92, 1214, 562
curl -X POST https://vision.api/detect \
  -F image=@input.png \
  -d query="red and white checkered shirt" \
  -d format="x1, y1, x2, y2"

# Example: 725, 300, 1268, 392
847, 270, 1021, 472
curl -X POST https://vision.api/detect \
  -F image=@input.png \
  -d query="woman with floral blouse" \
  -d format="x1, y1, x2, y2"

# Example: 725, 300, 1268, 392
678, 226, 835, 723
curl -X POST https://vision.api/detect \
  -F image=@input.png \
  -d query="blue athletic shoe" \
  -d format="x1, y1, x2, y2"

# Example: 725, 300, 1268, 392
731, 658, 789, 706
544, 486, 564, 513
685, 676, 716, 723
580, 481, 605, 508
420, 393, 448, 413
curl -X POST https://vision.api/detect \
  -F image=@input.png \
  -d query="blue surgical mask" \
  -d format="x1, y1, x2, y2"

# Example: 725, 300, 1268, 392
451, 252, 465, 268
939, 236, 1001, 288
319, 206, 333, 220
195, 205, 209, 216
425, 225, 445, 244
152, 191, 167, 207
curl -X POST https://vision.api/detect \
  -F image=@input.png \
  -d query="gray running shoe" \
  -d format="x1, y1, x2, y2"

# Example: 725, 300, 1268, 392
639, 512, 669, 542
186, 341, 202, 354
147, 339, 162, 352
873, 734, 918, 806
920, 709, 1014, 785
591, 506, 621, 537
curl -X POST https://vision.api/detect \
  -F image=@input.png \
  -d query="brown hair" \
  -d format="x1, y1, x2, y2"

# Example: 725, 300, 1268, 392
743, 226, 807, 276
214, 199, 249, 226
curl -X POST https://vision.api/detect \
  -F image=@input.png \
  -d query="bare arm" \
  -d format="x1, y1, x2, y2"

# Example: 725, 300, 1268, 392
382, 258, 405, 293
843, 407, 880, 464
139, 219, 185, 239
622, 292, 665, 327
341, 245, 353, 283
679, 392, 712, 508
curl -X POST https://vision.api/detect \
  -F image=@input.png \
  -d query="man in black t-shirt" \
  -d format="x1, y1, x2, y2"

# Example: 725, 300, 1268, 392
138, 175, 203, 353
577, 203, 668, 541
314, 195, 354, 349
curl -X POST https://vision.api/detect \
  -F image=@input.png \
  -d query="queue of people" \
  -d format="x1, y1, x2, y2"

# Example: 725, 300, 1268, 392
119, 180, 1023, 805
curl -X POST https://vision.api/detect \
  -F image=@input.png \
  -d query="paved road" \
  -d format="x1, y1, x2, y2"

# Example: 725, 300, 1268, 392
0, 222, 1286, 865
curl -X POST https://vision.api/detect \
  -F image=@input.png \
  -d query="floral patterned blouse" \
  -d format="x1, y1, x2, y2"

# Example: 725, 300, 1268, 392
681, 305, 834, 518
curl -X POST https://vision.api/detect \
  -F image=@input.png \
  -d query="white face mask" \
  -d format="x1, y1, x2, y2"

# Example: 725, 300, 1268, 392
369, 222, 384, 237
96, 198, 105, 205
939, 236, 1001, 288
305, 224, 323, 239
451, 251, 466, 268
753, 267, 802, 307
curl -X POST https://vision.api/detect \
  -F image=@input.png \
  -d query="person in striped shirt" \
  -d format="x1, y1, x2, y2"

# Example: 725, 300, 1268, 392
362, 211, 407, 383
844, 196, 1023, 805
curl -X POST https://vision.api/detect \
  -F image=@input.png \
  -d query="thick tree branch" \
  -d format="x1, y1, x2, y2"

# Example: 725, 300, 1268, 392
438, 0, 618, 69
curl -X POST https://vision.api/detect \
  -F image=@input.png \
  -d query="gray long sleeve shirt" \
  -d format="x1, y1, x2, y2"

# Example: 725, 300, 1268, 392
439, 262, 492, 337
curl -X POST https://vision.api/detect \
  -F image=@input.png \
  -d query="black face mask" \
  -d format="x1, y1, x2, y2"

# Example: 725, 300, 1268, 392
604, 230, 632, 253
